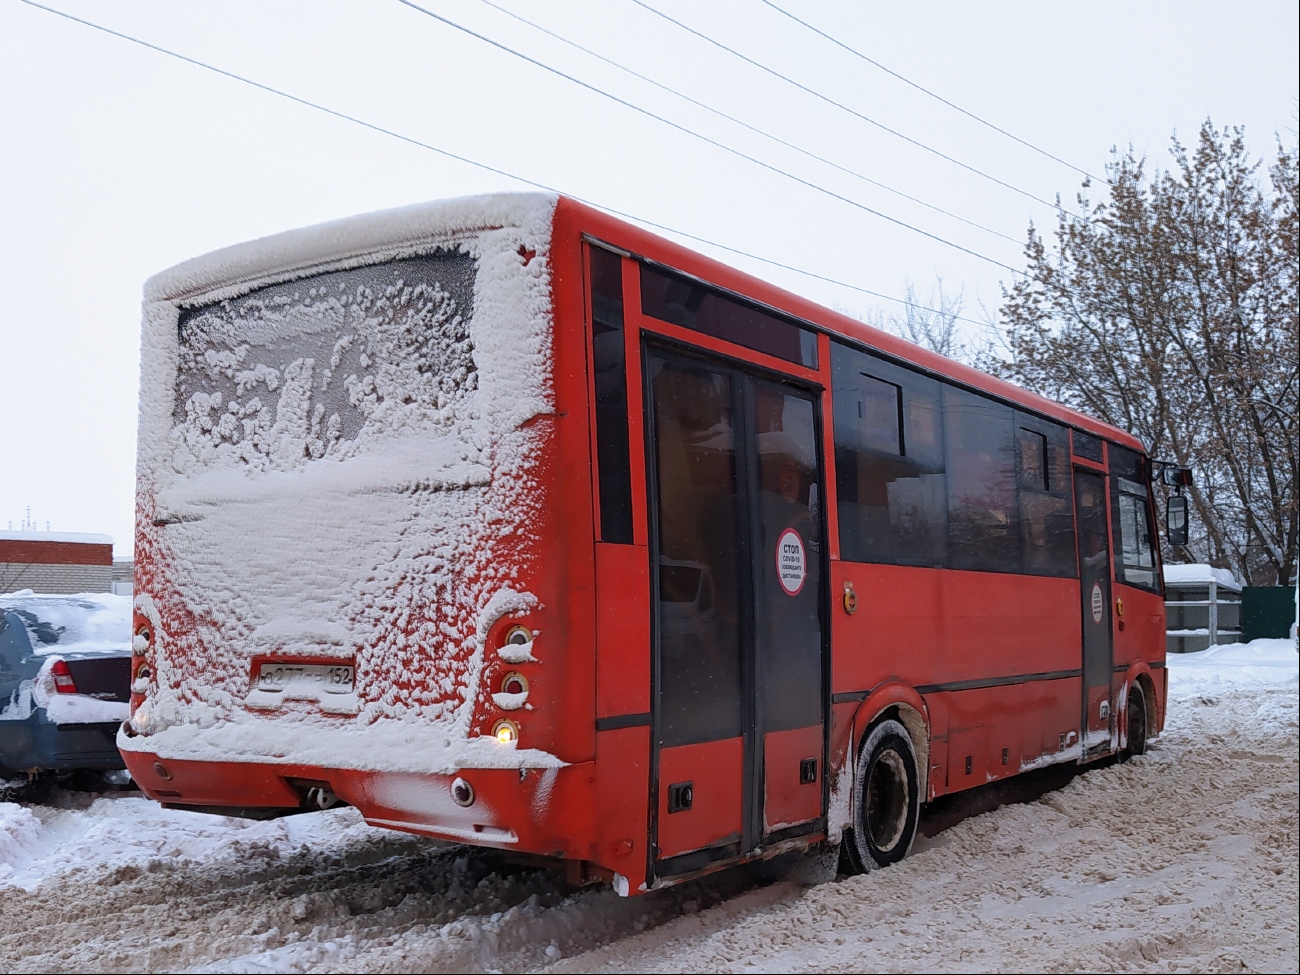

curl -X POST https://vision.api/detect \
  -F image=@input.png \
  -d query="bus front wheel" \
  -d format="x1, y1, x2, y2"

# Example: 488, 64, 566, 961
842, 718, 920, 873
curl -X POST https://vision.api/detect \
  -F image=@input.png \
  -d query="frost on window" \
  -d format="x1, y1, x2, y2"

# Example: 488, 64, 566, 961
172, 250, 477, 472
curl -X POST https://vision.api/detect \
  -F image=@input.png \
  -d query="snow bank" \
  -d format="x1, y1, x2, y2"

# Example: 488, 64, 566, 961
0, 795, 376, 891
1166, 637, 1298, 694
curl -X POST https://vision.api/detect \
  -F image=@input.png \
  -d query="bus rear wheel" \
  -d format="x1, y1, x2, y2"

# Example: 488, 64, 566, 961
842, 718, 920, 874
1124, 682, 1149, 759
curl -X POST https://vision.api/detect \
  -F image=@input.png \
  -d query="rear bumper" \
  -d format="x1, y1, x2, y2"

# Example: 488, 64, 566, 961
0, 717, 125, 774
121, 746, 595, 857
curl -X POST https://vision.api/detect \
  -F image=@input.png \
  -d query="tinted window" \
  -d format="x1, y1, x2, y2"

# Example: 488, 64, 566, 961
588, 246, 633, 543
650, 357, 743, 746
640, 263, 818, 368
753, 383, 823, 733
1073, 429, 1104, 463
1110, 444, 1159, 591
1016, 417, 1076, 576
945, 389, 1020, 572
832, 343, 947, 567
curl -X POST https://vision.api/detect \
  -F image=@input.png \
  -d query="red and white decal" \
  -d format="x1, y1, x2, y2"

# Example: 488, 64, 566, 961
776, 528, 807, 596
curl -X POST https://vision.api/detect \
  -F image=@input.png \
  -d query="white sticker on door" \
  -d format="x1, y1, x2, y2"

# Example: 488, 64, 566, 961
1090, 582, 1104, 623
776, 528, 807, 596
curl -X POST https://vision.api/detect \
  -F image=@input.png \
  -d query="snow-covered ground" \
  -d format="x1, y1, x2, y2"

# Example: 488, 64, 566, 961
1, 639, 1295, 973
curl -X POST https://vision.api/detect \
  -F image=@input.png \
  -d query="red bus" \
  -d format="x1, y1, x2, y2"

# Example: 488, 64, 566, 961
121, 193, 1169, 894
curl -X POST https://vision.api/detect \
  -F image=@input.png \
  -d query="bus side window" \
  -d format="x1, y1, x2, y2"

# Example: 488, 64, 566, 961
588, 245, 634, 544
944, 388, 1020, 573
1109, 444, 1158, 590
1016, 418, 1076, 577
831, 342, 946, 568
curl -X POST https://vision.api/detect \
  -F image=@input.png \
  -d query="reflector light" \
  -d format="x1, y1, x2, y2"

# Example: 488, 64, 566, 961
503, 625, 532, 647
493, 718, 519, 744
501, 672, 529, 696
50, 659, 78, 694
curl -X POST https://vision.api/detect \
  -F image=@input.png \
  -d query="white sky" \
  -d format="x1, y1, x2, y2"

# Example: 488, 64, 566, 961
1, 0, 1296, 557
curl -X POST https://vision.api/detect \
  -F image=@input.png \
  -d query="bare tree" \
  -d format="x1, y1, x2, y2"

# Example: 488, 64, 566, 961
983, 121, 1299, 585
866, 277, 969, 361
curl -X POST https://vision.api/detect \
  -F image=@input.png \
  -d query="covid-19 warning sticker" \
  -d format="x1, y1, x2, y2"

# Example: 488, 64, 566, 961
776, 528, 807, 596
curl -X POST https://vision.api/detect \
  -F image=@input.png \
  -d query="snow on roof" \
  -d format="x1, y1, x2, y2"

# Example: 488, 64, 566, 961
0, 530, 113, 545
146, 191, 558, 305
1163, 562, 1243, 591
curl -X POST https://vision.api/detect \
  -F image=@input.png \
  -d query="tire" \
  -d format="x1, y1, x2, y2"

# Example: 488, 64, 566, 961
1124, 682, 1149, 759
842, 718, 921, 874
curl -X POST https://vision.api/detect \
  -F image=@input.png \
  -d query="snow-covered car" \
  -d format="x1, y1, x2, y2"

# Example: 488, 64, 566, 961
0, 591, 132, 788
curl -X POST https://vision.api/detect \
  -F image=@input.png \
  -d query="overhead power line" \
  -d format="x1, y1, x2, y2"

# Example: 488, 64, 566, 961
629, 0, 1068, 214
474, 0, 1021, 246
394, 0, 1019, 272
16, 0, 1003, 332
758, 0, 1104, 184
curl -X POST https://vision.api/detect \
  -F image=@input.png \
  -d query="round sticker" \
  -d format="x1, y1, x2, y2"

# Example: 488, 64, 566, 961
776, 528, 807, 596
1090, 583, 1104, 624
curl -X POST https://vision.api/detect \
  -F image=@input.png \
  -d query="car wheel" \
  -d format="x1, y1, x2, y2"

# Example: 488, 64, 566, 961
842, 718, 920, 874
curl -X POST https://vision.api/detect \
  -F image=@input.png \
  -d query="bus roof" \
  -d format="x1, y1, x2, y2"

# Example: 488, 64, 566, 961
142, 191, 1144, 455
555, 196, 1146, 454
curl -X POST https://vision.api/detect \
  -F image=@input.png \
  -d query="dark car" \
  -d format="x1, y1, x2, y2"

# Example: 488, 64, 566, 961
0, 592, 132, 794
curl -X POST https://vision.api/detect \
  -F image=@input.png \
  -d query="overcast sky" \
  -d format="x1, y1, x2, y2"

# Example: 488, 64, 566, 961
2, 0, 1296, 557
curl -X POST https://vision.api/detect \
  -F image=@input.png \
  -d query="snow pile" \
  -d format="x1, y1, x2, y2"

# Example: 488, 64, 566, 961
0, 795, 376, 891
1166, 637, 1298, 692
125, 194, 563, 774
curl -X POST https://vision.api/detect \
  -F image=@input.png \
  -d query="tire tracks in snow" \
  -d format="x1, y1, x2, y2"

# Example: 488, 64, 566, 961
1, 681, 1295, 973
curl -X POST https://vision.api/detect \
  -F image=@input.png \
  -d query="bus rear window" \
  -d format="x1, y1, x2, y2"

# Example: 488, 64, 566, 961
173, 250, 477, 472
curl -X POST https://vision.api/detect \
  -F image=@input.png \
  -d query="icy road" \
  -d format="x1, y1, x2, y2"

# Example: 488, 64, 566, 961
2, 640, 1296, 974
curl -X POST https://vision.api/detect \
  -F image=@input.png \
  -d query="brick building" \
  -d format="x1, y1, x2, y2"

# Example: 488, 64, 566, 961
0, 531, 114, 594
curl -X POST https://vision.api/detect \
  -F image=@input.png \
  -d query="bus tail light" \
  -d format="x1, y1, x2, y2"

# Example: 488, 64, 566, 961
493, 671, 530, 711
134, 623, 153, 654
492, 718, 519, 744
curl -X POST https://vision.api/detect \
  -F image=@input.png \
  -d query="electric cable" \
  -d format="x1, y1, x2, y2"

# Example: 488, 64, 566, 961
759, 0, 1104, 184
15, 0, 1004, 332
474, 0, 1022, 246
395, 0, 1020, 272
629, 0, 1068, 213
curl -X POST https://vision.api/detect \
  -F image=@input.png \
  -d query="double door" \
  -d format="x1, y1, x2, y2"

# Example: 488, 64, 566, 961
1074, 469, 1114, 754
646, 349, 827, 875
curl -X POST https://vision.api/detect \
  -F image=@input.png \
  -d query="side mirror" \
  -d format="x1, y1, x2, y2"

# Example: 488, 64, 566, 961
1162, 467, 1193, 487
1166, 494, 1189, 546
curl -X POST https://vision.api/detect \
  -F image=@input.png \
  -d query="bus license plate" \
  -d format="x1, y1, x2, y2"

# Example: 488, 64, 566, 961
256, 663, 355, 695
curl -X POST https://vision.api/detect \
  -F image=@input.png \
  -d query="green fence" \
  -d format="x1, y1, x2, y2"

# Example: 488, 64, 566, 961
1241, 587, 1297, 642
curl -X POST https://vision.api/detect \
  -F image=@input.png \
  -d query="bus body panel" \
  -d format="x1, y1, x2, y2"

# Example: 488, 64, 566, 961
124, 193, 1166, 895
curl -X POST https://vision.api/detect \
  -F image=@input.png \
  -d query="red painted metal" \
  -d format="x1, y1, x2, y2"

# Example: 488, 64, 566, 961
125, 194, 1166, 895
